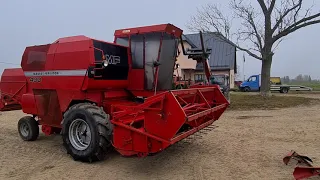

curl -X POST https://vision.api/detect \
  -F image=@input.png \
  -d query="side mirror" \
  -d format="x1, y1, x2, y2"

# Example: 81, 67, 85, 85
102, 60, 109, 67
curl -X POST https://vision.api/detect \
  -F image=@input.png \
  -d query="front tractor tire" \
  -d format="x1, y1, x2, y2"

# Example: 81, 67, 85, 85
18, 116, 39, 141
61, 103, 113, 162
243, 87, 250, 92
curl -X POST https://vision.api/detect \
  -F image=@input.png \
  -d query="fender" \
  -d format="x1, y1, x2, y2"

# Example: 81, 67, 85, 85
21, 93, 38, 115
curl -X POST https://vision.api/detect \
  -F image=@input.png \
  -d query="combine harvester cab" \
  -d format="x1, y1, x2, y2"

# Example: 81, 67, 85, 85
0, 23, 229, 161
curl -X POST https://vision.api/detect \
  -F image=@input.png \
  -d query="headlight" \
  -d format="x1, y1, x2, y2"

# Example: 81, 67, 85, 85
102, 60, 109, 67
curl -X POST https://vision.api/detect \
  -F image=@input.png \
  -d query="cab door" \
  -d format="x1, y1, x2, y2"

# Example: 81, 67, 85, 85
248, 75, 259, 91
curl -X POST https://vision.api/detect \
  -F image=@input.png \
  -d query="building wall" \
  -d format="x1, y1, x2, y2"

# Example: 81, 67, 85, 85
180, 69, 194, 81
175, 40, 236, 89
174, 41, 197, 77
183, 69, 235, 89
211, 70, 235, 88
229, 69, 235, 89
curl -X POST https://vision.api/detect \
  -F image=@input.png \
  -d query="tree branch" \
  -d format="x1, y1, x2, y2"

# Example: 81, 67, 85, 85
285, 12, 320, 31
272, 0, 303, 34
237, 46, 264, 60
257, 0, 268, 13
269, 0, 276, 12
248, 13, 263, 52
272, 38, 283, 52
293, 1, 303, 22
230, 0, 264, 54
273, 19, 320, 42
208, 32, 263, 60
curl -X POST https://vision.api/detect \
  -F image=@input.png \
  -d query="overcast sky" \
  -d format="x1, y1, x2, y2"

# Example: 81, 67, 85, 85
1, 0, 319, 80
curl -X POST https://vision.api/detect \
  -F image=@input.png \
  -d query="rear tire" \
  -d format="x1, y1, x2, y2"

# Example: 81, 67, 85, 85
61, 103, 113, 162
222, 88, 230, 103
18, 116, 39, 141
280, 88, 289, 94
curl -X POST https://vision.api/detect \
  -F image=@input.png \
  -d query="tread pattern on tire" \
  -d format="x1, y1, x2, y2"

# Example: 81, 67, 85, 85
61, 103, 113, 162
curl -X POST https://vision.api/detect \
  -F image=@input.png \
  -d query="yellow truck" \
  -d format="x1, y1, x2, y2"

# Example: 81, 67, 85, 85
270, 77, 281, 85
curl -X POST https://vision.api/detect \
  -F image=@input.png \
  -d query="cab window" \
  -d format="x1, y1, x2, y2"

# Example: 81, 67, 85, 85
248, 76, 257, 82
22, 45, 50, 71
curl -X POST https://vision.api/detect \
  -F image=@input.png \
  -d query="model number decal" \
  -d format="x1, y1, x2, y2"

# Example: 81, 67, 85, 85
29, 77, 42, 83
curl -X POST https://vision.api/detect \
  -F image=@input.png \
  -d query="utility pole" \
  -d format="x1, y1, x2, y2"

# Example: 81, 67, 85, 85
243, 53, 245, 81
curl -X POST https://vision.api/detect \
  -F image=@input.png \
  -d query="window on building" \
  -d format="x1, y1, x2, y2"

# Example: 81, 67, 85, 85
194, 74, 205, 83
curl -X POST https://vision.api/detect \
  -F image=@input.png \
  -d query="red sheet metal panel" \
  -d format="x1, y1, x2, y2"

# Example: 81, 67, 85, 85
114, 23, 183, 38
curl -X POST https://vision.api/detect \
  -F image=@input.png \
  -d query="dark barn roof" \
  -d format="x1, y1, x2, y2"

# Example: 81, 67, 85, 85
182, 33, 237, 73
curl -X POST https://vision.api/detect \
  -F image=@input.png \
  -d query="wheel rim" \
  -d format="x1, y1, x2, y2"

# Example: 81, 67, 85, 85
69, 119, 92, 151
20, 123, 29, 137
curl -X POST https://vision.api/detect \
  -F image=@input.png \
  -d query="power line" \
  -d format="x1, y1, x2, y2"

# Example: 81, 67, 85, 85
0, 61, 20, 65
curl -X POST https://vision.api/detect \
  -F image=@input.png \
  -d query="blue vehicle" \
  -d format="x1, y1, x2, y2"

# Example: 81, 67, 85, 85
240, 74, 291, 93
240, 74, 313, 93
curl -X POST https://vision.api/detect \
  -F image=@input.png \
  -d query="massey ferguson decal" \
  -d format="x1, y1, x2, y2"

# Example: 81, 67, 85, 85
105, 54, 121, 65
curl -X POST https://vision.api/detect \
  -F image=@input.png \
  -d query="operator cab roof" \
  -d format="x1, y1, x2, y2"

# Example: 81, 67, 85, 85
53, 35, 91, 43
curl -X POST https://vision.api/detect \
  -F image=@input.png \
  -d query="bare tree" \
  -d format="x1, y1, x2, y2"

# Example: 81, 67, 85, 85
187, 0, 320, 96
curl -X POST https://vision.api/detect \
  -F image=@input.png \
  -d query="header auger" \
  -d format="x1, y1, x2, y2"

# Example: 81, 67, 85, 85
0, 23, 229, 162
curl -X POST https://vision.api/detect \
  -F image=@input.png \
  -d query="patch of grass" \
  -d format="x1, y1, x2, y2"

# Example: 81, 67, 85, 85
228, 93, 319, 110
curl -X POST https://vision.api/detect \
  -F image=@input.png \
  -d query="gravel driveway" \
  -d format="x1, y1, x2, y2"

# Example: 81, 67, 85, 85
0, 94, 319, 180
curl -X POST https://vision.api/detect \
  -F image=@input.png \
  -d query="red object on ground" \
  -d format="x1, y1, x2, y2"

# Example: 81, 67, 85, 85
283, 150, 320, 180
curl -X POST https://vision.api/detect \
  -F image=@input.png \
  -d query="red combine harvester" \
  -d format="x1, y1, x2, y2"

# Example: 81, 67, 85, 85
0, 24, 229, 162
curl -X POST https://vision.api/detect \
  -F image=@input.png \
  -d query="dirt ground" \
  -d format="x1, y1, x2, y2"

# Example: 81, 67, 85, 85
1, 94, 320, 180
